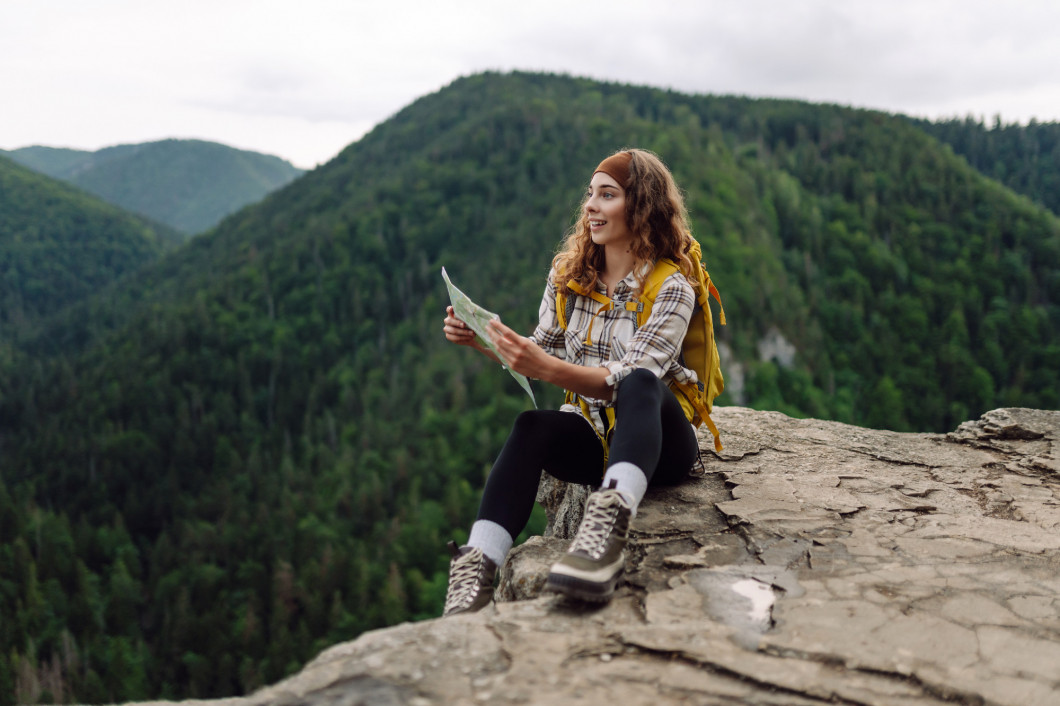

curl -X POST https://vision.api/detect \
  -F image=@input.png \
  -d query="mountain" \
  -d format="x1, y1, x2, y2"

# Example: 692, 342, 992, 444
0, 154, 180, 338
1, 71, 1058, 703
4, 140, 305, 235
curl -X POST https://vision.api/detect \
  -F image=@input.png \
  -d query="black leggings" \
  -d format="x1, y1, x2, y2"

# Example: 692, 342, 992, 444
476, 368, 698, 539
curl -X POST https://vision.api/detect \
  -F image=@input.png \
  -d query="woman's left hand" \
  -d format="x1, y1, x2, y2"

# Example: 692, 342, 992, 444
487, 318, 554, 381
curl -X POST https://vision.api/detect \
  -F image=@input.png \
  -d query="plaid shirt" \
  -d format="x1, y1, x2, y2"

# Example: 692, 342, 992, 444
530, 265, 697, 435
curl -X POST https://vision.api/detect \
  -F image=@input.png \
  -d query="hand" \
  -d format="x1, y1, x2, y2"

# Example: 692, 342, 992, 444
487, 318, 554, 380
443, 306, 479, 348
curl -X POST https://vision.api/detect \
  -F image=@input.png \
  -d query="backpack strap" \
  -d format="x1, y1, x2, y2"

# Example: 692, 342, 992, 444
561, 279, 642, 345
564, 390, 616, 472
670, 379, 723, 452
634, 259, 681, 327
702, 268, 726, 326
556, 287, 572, 330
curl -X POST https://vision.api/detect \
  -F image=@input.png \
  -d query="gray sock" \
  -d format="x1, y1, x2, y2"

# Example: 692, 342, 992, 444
467, 519, 513, 567
602, 462, 648, 516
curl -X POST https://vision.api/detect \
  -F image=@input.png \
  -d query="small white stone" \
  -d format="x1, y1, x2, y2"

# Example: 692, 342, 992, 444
600, 653, 613, 662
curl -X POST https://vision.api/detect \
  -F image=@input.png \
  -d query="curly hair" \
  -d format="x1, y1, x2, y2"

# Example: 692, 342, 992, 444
551, 149, 698, 296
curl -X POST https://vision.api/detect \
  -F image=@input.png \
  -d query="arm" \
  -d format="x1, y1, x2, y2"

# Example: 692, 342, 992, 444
603, 273, 695, 387
488, 271, 613, 398
487, 318, 613, 399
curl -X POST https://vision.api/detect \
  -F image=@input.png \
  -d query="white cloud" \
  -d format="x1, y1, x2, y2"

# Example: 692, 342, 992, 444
2, 0, 1059, 168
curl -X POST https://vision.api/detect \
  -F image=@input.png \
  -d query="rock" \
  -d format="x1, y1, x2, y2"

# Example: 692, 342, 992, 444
495, 535, 567, 602
535, 472, 590, 539
136, 407, 1060, 706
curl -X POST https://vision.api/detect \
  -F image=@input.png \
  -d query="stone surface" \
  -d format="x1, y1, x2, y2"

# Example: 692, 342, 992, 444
138, 407, 1060, 706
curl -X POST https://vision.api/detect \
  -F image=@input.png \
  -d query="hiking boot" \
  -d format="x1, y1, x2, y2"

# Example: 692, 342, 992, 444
546, 486, 632, 602
443, 541, 498, 616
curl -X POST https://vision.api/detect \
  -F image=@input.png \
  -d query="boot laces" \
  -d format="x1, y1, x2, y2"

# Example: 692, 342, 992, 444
445, 549, 486, 613
569, 490, 626, 559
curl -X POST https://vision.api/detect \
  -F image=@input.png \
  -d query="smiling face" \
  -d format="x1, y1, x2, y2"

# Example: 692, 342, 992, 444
585, 171, 633, 249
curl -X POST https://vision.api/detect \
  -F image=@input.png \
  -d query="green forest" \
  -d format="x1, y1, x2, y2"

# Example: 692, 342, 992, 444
914, 116, 1060, 216
4, 140, 304, 235
0, 156, 180, 338
1, 72, 1058, 703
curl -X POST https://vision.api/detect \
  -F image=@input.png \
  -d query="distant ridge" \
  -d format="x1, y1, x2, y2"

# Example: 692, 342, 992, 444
912, 116, 1060, 217
0, 154, 179, 335
4, 139, 305, 235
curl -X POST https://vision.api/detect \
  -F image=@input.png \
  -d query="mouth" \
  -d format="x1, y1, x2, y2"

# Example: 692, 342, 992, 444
589, 219, 606, 229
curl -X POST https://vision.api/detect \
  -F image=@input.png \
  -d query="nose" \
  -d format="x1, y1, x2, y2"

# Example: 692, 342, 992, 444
585, 195, 598, 213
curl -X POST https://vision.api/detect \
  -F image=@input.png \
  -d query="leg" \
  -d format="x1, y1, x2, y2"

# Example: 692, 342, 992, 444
605, 368, 698, 504
445, 410, 601, 616
476, 410, 603, 541
548, 369, 698, 602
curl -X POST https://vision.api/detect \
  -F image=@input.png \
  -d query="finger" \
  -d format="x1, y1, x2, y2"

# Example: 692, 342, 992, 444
490, 332, 510, 356
487, 317, 510, 334
444, 321, 472, 336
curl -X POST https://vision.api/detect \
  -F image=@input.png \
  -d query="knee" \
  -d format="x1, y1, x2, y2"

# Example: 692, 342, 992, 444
615, 368, 661, 403
625, 368, 657, 387
510, 410, 548, 442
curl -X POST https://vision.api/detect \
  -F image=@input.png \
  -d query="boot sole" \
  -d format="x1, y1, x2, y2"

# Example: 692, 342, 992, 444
546, 569, 623, 602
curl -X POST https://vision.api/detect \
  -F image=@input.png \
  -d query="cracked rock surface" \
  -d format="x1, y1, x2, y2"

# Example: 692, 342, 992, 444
141, 407, 1060, 706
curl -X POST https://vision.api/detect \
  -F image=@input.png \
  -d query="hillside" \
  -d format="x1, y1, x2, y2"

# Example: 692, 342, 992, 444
0, 155, 179, 337
4, 140, 304, 235
1, 71, 1058, 703
915, 116, 1060, 216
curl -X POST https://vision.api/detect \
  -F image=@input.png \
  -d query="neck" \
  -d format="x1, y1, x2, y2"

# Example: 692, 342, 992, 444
601, 243, 636, 295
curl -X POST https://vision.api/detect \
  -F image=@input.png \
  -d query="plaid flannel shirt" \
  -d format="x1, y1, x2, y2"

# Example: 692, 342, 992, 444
529, 265, 697, 436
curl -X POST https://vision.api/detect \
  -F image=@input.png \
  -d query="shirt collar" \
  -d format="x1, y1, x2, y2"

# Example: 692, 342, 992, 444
604, 261, 654, 294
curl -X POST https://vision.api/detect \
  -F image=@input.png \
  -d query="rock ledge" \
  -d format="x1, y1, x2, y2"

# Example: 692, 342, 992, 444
145, 408, 1060, 706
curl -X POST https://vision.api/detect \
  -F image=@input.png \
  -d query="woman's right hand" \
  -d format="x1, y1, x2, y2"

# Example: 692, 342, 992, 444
444, 306, 479, 347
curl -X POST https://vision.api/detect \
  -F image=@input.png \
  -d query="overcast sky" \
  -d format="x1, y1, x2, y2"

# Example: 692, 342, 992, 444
2, 0, 1058, 169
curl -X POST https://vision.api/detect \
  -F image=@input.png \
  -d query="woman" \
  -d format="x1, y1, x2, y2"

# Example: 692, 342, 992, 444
442, 148, 701, 615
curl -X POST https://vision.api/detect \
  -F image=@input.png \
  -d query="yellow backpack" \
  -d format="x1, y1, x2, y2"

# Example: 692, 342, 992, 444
556, 238, 726, 452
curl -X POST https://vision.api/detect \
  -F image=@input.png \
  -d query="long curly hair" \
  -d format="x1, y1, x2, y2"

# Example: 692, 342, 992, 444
552, 148, 697, 295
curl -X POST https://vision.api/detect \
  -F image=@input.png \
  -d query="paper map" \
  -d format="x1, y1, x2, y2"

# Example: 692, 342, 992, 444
442, 267, 537, 408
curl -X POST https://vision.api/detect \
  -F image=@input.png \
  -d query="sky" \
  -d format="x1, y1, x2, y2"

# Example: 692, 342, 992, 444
2, 0, 1059, 170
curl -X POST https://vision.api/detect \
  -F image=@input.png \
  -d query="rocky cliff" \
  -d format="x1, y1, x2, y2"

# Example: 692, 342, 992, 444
144, 407, 1060, 706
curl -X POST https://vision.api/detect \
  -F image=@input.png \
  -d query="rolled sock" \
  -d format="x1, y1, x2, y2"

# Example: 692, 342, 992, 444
467, 519, 514, 568
602, 461, 648, 516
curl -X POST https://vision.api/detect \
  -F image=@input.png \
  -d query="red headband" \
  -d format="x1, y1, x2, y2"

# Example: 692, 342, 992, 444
593, 151, 632, 187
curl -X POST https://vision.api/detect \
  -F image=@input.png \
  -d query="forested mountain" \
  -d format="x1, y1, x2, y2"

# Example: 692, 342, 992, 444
3, 140, 304, 235
0, 155, 179, 338
915, 116, 1060, 216
1, 71, 1058, 703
